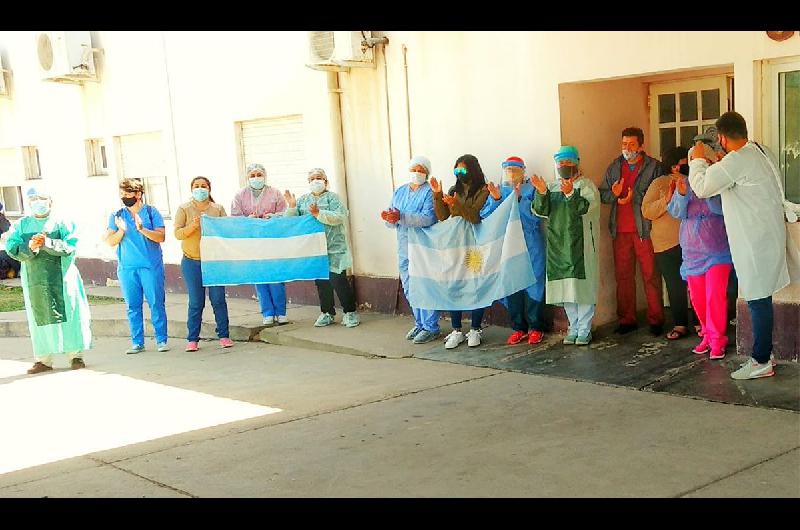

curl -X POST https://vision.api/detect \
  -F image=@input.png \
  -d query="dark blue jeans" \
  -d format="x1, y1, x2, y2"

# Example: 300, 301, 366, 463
181, 256, 229, 341
450, 308, 486, 331
747, 296, 773, 364
507, 289, 544, 333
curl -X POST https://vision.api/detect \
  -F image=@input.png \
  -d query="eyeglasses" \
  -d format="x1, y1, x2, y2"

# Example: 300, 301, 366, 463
453, 167, 468, 176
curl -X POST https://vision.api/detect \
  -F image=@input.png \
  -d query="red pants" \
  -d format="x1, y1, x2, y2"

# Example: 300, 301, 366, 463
687, 264, 732, 352
613, 232, 664, 326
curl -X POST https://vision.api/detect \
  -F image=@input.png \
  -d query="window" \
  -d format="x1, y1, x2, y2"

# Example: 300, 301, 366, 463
649, 76, 730, 159
765, 59, 800, 203
115, 132, 170, 215
0, 186, 23, 216
22, 146, 41, 180
86, 139, 109, 176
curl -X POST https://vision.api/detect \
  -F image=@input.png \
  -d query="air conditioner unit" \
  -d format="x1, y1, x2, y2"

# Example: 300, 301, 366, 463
0, 56, 9, 97
307, 31, 376, 71
36, 31, 98, 83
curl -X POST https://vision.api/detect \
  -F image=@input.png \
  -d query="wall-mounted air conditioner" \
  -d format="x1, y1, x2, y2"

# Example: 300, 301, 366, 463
307, 31, 377, 71
36, 31, 99, 83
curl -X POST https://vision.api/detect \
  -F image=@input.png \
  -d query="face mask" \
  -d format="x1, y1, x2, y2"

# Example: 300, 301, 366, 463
249, 177, 265, 190
622, 149, 640, 162
409, 172, 427, 185
679, 164, 690, 176
192, 188, 209, 202
309, 180, 326, 194
31, 200, 50, 216
121, 197, 137, 207
556, 166, 576, 180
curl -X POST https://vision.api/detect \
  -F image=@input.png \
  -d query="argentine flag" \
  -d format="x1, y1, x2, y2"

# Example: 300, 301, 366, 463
407, 193, 536, 311
200, 215, 330, 286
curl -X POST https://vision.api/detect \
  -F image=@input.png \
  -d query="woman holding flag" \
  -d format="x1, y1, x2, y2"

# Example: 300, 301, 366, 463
431, 154, 502, 349
174, 176, 233, 352
531, 146, 600, 346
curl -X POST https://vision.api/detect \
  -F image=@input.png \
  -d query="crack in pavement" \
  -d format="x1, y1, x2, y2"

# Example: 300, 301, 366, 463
674, 446, 800, 498
85, 457, 197, 498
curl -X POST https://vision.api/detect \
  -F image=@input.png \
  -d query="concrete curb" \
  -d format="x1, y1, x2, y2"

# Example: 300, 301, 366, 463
258, 324, 385, 359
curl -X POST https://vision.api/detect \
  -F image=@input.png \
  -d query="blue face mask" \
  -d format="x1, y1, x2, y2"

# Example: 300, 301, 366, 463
192, 188, 209, 202
31, 200, 50, 216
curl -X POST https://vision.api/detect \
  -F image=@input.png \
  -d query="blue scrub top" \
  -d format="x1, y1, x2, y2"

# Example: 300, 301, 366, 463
108, 205, 165, 269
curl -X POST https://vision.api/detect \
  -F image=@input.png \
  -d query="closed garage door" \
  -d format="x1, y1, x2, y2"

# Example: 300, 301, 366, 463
239, 115, 307, 197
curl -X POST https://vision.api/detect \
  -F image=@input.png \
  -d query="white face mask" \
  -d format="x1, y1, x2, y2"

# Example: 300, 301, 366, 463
309, 179, 326, 194
409, 171, 427, 185
622, 149, 640, 162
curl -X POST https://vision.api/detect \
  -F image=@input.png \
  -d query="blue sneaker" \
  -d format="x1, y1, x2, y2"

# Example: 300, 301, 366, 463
314, 313, 334, 327
563, 333, 577, 345
413, 330, 440, 344
157, 342, 170, 352
342, 312, 360, 328
126, 345, 145, 355
575, 332, 592, 346
405, 326, 422, 340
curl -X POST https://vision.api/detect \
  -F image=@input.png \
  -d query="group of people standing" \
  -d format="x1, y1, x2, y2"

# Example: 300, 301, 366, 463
384, 112, 791, 381
4, 112, 791, 381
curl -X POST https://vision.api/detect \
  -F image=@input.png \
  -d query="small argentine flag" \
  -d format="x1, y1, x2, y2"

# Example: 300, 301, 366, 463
200, 215, 330, 287
407, 193, 535, 311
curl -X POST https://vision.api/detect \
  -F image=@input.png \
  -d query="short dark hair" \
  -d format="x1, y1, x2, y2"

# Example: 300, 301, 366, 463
119, 178, 144, 193
715, 111, 748, 140
662, 146, 688, 171
621, 127, 644, 146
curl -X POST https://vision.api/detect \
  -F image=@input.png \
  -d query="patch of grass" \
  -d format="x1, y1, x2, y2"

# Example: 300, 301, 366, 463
0, 285, 124, 312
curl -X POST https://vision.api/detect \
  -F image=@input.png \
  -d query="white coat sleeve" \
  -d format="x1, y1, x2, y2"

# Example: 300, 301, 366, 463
688, 157, 736, 199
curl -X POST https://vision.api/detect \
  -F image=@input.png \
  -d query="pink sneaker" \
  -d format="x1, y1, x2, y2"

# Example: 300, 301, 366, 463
709, 348, 726, 360
220, 338, 234, 348
185, 341, 199, 352
692, 339, 710, 355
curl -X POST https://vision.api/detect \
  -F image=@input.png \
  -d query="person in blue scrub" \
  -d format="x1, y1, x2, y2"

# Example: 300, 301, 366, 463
381, 156, 441, 344
104, 178, 169, 354
484, 156, 547, 346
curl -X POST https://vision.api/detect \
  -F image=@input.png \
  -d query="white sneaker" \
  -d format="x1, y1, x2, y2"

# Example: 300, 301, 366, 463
731, 360, 775, 380
262, 316, 275, 326
466, 328, 482, 347
444, 330, 465, 349
276, 315, 289, 325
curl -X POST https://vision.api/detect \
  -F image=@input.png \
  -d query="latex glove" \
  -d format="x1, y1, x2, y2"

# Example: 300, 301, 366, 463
530, 175, 548, 195
385, 208, 400, 224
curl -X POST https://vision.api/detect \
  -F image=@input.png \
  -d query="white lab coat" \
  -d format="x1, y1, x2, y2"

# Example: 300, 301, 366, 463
688, 142, 789, 301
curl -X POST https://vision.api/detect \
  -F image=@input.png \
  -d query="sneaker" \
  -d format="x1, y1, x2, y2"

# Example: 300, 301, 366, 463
506, 331, 528, 345
413, 330, 440, 344
276, 315, 289, 325
343, 312, 360, 328
157, 342, 170, 352
563, 333, 577, 345
314, 313, 334, 327
125, 345, 145, 355
528, 330, 544, 345
739, 354, 777, 368
466, 328, 482, 347
731, 360, 775, 380
444, 330, 465, 349
185, 341, 199, 352
406, 326, 423, 340
220, 338, 234, 348
575, 332, 592, 346
27, 362, 53, 374
615, 323, 638, 335
262, 316, 275, 326
692, 339, 711, 355
71, 358, 86, 370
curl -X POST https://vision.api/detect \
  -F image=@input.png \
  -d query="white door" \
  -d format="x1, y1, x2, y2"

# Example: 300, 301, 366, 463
116, 132, 170, 215
649, 76, 730, 159
238, 115, 307, 197
764, 57, 800, 203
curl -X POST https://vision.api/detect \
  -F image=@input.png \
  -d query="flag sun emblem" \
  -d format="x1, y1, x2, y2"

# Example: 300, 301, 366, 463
464, 248, 483, 273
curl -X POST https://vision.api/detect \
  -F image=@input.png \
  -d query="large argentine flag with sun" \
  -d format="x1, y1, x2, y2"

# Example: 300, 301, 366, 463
200, 215, 330, 286
407, 193, 535, 311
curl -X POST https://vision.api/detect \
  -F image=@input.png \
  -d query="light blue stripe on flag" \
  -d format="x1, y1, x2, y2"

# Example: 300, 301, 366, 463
200, 215, 330, 286
407, 194, 535, 310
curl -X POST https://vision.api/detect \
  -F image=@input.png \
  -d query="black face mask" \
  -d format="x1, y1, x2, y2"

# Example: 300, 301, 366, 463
679, 164, 690, 176
121, 197, 137, 207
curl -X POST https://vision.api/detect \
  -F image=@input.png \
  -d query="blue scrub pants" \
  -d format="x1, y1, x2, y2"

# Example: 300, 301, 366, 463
119, 265, 168, 347
401, 275, 439, 333
255, 283, 286, 317
181, 256, 229, 342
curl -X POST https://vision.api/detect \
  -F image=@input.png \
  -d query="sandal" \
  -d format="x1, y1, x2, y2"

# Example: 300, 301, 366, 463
666, 327, 688, 340
694, 325, 703, 336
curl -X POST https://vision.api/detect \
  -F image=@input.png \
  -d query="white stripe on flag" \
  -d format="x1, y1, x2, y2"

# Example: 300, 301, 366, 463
200, 232, 328, 262
408, 219, 527, 281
